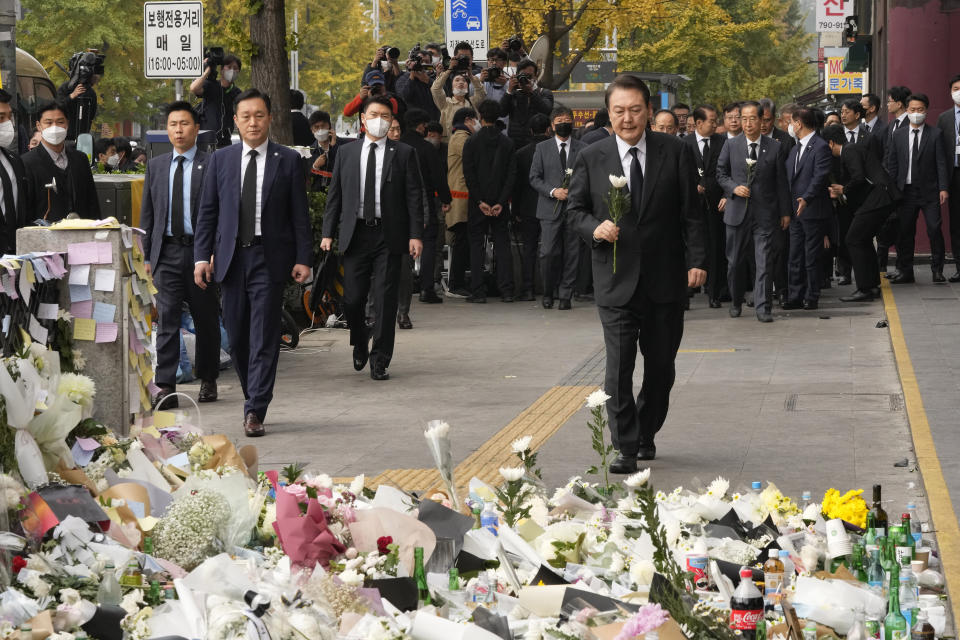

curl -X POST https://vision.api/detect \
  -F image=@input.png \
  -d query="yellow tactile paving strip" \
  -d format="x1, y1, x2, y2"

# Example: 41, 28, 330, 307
882, 279, 960, 626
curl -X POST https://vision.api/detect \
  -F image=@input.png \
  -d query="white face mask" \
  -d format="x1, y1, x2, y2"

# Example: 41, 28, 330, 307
0, 120, 14, 148
907, 112, 926, 125
453, 87, 468, 97
106, 154, 120, 168
364, 117, 390, 139
952, 90, 960, 105
787, 123, 796, 139
41, 125, 67, 146
223, 69, 237, 83
380, 61, 391, 72
471, 121, 482, 132
432, 56, 441, 65
313, 128, 330, 142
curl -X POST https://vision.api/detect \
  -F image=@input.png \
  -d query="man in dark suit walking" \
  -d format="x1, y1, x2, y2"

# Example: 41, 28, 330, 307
530, 105, 584, 310
938, 75, 960, 281
567, 74, 706, 474
716, 101, 790, 322
321, 96, 423, 380
885, 93, 950, 284
783, 107, 833, 310
759, 98, 795, 304
820, 124, 899, 301
194, 89, 313, 437
684, 104, 727, 307
512, 114, 551, 300
0, 90, 28, 254
141, 102, 220, 409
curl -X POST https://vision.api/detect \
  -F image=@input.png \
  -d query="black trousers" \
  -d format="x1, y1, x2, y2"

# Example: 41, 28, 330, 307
221, 244, 282, 421
575, 238, 593, 295
846, 205, 895, 291
468, 205, 514, 297
516, 215, 540, 294
947, 168, 960, 269
836, 203, 854, 278
773, 227, 790, 298
787, 215, 829, 303
153, 240, 221, 389
539, 215, 579, 300
447, 221, 469, 291
598, 279, 684, 455
419, 200, 439, 294
704, 197, 728, 299
897, 185, 944, 272
343, 223, 402, 368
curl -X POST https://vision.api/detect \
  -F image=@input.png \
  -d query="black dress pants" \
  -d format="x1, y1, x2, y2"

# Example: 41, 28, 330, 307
846, 205, 895, 291
467, 205, 514, 297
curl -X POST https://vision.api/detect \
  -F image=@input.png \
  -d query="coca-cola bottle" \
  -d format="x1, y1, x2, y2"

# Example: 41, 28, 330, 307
730, 567, 764, 639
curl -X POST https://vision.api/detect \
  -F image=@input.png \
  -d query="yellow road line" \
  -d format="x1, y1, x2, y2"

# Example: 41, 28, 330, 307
882, 279, 960, 625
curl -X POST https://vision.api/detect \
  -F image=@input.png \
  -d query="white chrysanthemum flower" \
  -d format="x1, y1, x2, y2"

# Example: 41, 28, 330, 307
57, 373, 96, 406
745, 158, 757, 166
350, 474, 365, 495
59, 588, 81, 605
424, 421, 450, 438
511, 435, 533, 454
565, 168, 573, 176
802, 502, 821, 521
338, 568, 365, 587
499, 466, 525, 482
585, 389, 611, 408
609, 174, 628, 189
707, 477, 729, 497
624, 468, 650, 488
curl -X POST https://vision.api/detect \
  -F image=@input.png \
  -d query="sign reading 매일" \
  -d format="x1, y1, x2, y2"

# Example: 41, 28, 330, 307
816, 0, 853, 32
825, 57, 864, 94
143, 1, 204, 78
444, 0, 488, 61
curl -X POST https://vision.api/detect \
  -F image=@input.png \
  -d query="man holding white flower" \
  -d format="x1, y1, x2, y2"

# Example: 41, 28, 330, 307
529, 106, 585, 310
567, 74, 706, 474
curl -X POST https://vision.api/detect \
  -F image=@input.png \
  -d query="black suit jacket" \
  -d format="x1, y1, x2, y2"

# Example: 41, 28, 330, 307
194, 141, 313, 283
785, 134, 833, 219
463, 126, 516, 208
512, 135, 550, 218
866, 119, 888, 161
399, 131, 451, 217
322, 137, 423, 255
0, 147, 28, 254
567, 132, 706, 306
140, 149, 208, 267
937, 107, 959, 175
21, 145, 100, 222
885, 124, 949, 198
683, 133, 725, 204
839, 143, 899, 214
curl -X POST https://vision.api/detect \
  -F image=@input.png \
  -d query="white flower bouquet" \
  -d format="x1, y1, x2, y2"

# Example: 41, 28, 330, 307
423, 420, 460, 511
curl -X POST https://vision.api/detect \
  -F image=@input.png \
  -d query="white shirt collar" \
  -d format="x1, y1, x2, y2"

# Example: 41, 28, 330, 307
615, 132, 646, 161
864, 116, 878, 128
364, 135, 387, 149
727, 131, 739, 139
745, 133, 762, 145
798, 131, 815, 147
844, 123, 859, 133
909, 123, 926, 134
242, 139, 269, 157
555, 136, 570, 151
896, 113, 908, 124
695, 131, 708, 144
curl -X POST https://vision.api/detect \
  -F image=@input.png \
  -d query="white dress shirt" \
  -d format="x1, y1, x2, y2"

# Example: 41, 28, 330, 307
42, 142, 68, 170
615, 133, 646, 192
906, 123, 925, 185
795, 131, 815, 171
0, 152, 18, 215
844, 125, 860, 143
549, 136, 572, 198
695, 131, 709, 157
358, 136, 386, 219
863, 116, 878, 132
240, 139, 269, 235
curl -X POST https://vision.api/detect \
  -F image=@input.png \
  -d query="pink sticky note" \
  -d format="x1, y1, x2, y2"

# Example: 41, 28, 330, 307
75, 437, 101, 451
67, 242, 98, 265
147, 382, 162, 396
97, 243, 113, 264
129, 327, 146, 354
95, 321, 118, 343
70, 301, 93, 319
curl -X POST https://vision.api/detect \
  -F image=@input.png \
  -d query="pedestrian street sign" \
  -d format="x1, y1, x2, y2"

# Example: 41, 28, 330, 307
444, 0, 488, 60
143, 1, 204, 78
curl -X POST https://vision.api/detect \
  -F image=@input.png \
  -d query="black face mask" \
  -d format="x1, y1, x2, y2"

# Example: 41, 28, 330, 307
554, 122, 573, 138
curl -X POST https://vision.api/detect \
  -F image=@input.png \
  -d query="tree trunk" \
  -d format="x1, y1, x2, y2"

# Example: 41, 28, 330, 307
250, 0, 292, 144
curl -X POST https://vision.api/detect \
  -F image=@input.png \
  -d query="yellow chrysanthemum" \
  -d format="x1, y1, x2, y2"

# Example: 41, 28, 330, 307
821, 488, 867, 528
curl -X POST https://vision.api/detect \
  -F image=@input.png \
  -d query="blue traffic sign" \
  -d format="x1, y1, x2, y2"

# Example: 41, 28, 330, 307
450, 0, 483, 31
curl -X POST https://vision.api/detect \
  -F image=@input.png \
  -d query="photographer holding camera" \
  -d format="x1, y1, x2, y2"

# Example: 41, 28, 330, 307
189, 49, 242, 148
56, 51, 104, 140
500, 58, 553, 148
362, 46, 402, 93
396, 45, 440, 120
481, 48, 510, 104
432, 55, 486, 139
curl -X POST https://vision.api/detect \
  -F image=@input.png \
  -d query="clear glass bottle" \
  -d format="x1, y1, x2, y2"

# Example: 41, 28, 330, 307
120, 557, 142, 587
904, 503, 921, 544
847, 607, 869, 640
97, 562, 122, 606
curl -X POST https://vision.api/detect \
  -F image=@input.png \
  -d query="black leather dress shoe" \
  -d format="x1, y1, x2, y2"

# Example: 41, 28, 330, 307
370, 362, 390, 381
757, 311, 774, 323
932, 270, 946, 283
950, 271, 960, 283
574, 293, 594, 302
729, 305, 742, 318
517, 290, 535, 301
838, 276, 852, 286
558, 298, 572, 310
890, 272, 915, 284
501, 295, 515, 303
542, 296, 554, 309
198, 380, 218, 403
397, 313, 413, 329
419, 291, 444, 303
781, 300, 803, 310
465, 295, 487, 303
884, 270, 901, 280
803, 300, 818, 310
709, 298, 721, 308
153, 387, 178, 409
244, 412, 265, 437
353, 344, 369, 371
870, 287, 881, 297
637, 445, 656, 461
840, 289, 875, 302
609, 454, 638, 474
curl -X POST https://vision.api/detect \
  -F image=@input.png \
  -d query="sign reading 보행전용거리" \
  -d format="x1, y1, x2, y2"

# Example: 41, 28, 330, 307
444, 0, 488, 60
143, 1, 204, 78
815, 0, 853, 32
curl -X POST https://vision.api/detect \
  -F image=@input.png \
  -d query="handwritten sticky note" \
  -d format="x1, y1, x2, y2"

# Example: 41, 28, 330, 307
71, 441, 96, 467
68, 264, 90, 285
94, 269, 116, 292
97, 242, 113, 264
70, 300, 93, 319
67, 242, 99, 265
28, 315, 48, 344
93, 302, 116, 323
154, 411, 177, 429
95, 322, 118, 343
73, 318, 96, 341
18, 265, 31, 306
69, 284, 92, 302
76, 437, 101, 451
37, 303, 59, 320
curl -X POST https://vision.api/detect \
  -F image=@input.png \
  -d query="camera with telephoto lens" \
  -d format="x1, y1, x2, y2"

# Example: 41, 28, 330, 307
486, 67, 501, 82
66, 50, 105, 93
516, 72, 532, 86
408, 45, 426, 72
379, 45, 401, 60
455, 54, 471, 71
204, 46, 224, 79
507, 35, 524, 52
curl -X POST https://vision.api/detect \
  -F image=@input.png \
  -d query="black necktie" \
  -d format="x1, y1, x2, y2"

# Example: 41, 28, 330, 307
364, 142, 378, 223
848, 130, 855, 143
559, 142, 567, 172
239, 149, 258, 244
749, 142, 757, 161
629, 147, 643, 214
795, 143, 803, 173
911, 129, 920, 184
0, 160, 15, 225
702, 138, 710, 165
171, 156, 185, 238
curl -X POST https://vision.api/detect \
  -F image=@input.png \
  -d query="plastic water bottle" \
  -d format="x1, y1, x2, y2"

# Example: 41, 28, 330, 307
905, 503, 921, 544
898, 559, 919, 627
480, 501, 499, 536
802, 620, 817, 640
778, 549, 795, 588
96, 562, 122, 606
